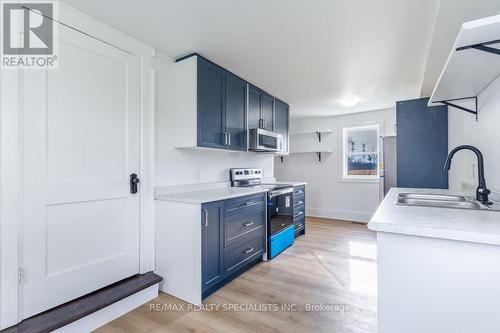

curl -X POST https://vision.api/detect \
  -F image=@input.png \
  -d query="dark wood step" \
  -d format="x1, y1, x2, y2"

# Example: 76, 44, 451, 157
1, 272, 162, 333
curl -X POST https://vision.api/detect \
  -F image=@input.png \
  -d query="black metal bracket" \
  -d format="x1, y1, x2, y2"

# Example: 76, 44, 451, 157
315, 131, 322, 142
316, 152, 322, 162
279, 156, 284, 163
434, 96, 478, 121
456, 38, 500, 56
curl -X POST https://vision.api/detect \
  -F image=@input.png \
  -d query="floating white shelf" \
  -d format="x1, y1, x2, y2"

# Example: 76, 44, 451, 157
290, 130, 333, 142
278, 149, 332, 162
290, 149, 333, 154
290, 129, 333, 136
429, 14, 500, 118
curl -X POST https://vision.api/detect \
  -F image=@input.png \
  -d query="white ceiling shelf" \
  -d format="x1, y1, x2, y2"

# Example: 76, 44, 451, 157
278, 150, 332, 162
290, 130, 333, 142
429, 15, 500, 119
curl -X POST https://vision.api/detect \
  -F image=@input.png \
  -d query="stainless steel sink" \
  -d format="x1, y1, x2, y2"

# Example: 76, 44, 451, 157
398, 193, 466, 202
396, 193, 496, 211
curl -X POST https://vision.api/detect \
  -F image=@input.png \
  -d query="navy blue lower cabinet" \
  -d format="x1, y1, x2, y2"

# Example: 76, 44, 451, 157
293, 186, 306, 237
202, 193, 266, 299
201, 201, 224, 293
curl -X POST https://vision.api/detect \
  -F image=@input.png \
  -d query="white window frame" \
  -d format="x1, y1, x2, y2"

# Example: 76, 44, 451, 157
342, 124, 380, 180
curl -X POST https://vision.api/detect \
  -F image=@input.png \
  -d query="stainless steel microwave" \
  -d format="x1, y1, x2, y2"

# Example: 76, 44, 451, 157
249, 128, 283, 152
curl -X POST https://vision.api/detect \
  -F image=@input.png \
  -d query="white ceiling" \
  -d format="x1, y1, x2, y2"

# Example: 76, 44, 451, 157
62, 0, 499, 118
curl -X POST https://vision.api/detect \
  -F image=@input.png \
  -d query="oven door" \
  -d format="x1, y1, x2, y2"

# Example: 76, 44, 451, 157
249, 128, 283, 152
268, 188, 294, 236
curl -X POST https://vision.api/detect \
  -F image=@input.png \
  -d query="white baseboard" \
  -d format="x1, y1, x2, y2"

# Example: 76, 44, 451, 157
54, 284, 159, 333
306, 207, 372, 223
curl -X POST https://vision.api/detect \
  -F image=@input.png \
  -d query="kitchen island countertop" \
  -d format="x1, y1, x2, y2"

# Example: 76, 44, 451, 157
368, 187, 500, 246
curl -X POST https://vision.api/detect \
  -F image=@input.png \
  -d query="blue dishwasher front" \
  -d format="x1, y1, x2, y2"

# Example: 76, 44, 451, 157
269, 225, 295, 259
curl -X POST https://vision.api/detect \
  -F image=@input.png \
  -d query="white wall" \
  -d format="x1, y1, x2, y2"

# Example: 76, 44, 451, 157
275, 108, 396, 222
155, 52, 275, 186
448, 76, 500, 199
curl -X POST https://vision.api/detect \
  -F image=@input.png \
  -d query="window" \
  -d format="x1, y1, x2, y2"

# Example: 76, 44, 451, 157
343, 125, 379, 180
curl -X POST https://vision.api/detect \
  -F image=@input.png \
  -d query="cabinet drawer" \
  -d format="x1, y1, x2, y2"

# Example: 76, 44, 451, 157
225, 234, 265, 273
225, 194, 266, 217
294, 216, 305, 233
225, 210, 265, 247
293, 192, 304, 203
293, 186, 305, 197
293, 201, 305, 215
293, 209, 305, 221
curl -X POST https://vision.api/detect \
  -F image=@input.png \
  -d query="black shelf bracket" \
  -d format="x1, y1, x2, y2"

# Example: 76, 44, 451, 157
279, 156, 284, 163
316, 152, 322, 162
315, 131, 322, 142
456, 38, 500, 56
434, 96, 478, 121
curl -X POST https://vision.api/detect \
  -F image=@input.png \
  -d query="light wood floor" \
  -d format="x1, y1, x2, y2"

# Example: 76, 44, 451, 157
96, 218, 377, 333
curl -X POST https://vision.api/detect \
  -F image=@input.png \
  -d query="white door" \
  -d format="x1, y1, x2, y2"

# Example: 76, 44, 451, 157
21, 22, 141, 318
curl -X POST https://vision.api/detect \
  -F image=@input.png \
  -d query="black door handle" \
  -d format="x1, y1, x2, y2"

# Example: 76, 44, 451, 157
130, 173, 140, 194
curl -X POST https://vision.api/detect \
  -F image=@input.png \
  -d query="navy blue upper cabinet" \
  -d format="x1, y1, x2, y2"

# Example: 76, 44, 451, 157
248, 86, 261, 130
197, 58, 226, 149
173, 55, 247, 150
261, 93, 274, 131
201, 201, 224, 292
224, 73, 247, 151
174, 54, 289, 152
248, 85, 274, 131
274, 98, 289, 153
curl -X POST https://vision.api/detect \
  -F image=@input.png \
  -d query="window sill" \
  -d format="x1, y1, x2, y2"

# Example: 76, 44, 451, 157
339, 178, 380, 184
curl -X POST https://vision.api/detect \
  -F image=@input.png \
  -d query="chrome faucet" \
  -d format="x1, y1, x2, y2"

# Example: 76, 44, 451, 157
444, 145, 491, 204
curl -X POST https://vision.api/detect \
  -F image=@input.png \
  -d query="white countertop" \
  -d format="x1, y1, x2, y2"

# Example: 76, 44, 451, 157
274, 181, 307, 187
368, 188, 500, 246
155, 187, 269, 204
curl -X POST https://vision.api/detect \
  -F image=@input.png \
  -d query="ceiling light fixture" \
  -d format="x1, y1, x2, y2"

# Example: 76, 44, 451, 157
337, 96, 360, 107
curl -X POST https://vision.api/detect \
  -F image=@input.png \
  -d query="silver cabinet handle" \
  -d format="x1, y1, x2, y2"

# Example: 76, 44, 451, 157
243, 247, 254, 254
203, 209, 208, 227
243, 201, 255, 207
227, 133, 231, 146
223, 132, 228, 146
243, 221, 254, 227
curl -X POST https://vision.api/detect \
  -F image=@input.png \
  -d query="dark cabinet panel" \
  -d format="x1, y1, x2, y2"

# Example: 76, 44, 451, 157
261, 93, 274, 131
293, 186, 306, 238
201, 201, 224, 292
396, 97, 448, 189
197, 58, 225, 149
248, 85, 261, 130
225, 73, 247, 151
201, 193, 267, 299
248, 85, 274, 131
274, 99, 289, 153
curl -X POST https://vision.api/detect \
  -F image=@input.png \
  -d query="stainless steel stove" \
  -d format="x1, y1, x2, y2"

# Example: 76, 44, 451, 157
230, 168, 295, 259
